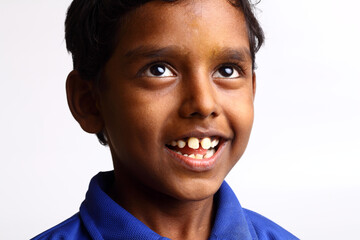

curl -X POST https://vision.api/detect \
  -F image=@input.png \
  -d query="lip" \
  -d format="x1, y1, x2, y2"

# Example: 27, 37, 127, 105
165, 138, 227, 172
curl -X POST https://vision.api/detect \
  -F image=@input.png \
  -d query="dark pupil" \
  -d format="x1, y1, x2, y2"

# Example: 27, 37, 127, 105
219, 66, 233, 77
150, 65, 166, 76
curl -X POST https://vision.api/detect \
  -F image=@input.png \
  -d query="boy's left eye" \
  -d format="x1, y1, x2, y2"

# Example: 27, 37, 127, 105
143, 64, 176, 77
213, 65, 241, 78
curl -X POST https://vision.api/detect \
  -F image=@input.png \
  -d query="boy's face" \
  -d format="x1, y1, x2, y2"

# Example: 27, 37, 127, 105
97, 0, 255, 200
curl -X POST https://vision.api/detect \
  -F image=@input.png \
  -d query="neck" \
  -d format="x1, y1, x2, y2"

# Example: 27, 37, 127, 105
110, 171, 215, 240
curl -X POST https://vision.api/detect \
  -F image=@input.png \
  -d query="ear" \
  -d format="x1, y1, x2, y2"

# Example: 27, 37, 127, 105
66, 70, 104, 134
252, 71, 257, 101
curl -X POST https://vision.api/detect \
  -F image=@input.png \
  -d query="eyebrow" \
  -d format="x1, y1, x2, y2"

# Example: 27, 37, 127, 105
124, 45, 251, 62
215, 47, 252, 62
124, 45, 182, 59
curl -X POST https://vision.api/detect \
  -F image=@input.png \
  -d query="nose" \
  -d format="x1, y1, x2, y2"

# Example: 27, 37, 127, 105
179, 72, 219, 119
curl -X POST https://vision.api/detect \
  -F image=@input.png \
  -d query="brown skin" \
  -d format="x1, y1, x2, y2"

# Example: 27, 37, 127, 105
67, 0, 256, 239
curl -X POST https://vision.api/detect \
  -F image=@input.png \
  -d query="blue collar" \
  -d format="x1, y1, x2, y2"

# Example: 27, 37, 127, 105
80, 171, 254, 240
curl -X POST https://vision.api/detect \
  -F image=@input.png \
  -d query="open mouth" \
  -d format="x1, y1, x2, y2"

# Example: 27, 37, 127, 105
165, 136, 221, 160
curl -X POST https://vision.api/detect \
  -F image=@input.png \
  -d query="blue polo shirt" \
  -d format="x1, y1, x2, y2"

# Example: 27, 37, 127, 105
32, 171, 298, 240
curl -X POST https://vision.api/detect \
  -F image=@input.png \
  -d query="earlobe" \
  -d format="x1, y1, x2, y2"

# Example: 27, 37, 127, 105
252, 72, 256, 101
66, 70, 104, 134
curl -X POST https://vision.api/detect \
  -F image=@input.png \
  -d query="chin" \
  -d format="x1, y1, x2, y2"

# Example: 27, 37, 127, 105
165, 176, 224, 201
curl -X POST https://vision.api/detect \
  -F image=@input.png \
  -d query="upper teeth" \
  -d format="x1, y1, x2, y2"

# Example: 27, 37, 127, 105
171, 137, 219, 149
188, 137, 200, 149
201, 138, 211, 150
177, 140, 186, 148
211, 139, 219, 148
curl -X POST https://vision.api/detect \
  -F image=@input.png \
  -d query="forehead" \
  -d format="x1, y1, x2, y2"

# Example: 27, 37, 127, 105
116, 0, 250, 60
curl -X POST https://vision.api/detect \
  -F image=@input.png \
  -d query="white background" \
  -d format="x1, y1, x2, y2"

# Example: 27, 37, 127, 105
1, 0, 359, 239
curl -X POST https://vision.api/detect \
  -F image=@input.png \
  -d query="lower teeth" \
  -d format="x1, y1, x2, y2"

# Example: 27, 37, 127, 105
174, 148, 215, 159
204, 149, 215, 158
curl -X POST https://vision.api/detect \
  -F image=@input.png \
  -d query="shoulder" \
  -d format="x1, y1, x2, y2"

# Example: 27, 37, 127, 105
31, 213, 90, 240
243, 209, 299, 240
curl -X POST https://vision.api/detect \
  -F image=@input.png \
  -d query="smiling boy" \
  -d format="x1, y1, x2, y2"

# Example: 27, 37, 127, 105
32, 0, 298, 239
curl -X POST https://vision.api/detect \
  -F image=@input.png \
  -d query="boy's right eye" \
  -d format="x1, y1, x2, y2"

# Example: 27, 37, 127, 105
142, 63, 176, 77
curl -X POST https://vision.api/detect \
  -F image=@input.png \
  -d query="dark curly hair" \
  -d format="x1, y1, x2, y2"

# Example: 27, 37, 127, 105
65, 0, 265, 145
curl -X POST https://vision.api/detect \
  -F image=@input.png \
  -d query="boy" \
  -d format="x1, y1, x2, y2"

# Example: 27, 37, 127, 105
33, 0, 298, 239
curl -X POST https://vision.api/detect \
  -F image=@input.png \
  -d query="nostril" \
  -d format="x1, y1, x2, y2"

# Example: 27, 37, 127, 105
190, 111, 215, 118
189, 109, 217, 118
190, 112, 201, 117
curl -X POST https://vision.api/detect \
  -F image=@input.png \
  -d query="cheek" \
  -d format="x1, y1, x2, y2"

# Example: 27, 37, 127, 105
104, 104, 165, 186
101, 88, 174, 158
225, 93, 254, 157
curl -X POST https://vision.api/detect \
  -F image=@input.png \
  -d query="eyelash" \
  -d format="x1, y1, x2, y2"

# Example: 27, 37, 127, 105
138, 61, 246, 78
214, 63, 245, 78
138, 61, 176, 78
